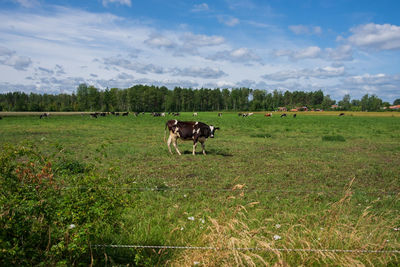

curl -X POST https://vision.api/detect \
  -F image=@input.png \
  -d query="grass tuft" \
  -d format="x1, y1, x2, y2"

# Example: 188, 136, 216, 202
322, 135, 346, 142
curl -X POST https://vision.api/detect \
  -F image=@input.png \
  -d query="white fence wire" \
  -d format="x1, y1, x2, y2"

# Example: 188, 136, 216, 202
93, 244, 400, 254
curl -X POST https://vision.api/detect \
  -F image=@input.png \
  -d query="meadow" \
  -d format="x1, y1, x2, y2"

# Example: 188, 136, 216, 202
1, 112, 399, 266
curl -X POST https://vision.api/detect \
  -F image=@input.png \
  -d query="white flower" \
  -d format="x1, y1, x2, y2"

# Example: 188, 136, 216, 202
273, 235, 281, 240
393, 227, 399, 231
188, 216, 195, 221
184, 194, 187, 198
199, 218, 205, 224
180, 227, 184, 231
69, 224, 76, 229
194, 261, 200, 265
275, 224, 281, 229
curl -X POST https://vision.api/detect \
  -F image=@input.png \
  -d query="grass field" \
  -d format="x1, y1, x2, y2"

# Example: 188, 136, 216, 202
1, 112, 399, 266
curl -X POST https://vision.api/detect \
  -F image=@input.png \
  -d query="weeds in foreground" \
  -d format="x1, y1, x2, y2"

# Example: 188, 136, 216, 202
172, 180, 399, 266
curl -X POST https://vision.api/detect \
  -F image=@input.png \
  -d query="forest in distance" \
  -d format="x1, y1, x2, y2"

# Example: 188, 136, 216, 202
1, 83, 399, 113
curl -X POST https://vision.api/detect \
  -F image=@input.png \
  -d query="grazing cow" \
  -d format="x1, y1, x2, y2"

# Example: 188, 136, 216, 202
39, 112, 50, 119
193, 112, 198, 116
161, 112, 166, 117
238, 113, 243, 116
165, 120, 219, 155
339, 113, 345, 116
0, 116, 2, 120
264, 113, 272, 117
100, 112, 107, 117
293, 114, 297, 118
218, 112, 222, 117
173, 112, 180, 116
280, 113, 287, 118
90, 113, 98, 118
122, 112, 129, 116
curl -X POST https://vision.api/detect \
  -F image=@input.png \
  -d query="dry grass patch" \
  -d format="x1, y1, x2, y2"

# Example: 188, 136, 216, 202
170, 180, 399, 266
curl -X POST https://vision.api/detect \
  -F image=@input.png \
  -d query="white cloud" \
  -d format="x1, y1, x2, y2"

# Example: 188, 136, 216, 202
181, 32, 225, 47
218, 16, 240, 27
172, 66, 227, 79
0, 46, 32, 71
192, 3, 209, 12
273, 45, 353, 62
102, 0, 132, 7
262, 66, 346, 81
12, 0, 39, 8
144, 34, 175, 49
273, 46, 322, 60
326, 45, 353, 61
208, 47, 262, 63
103, 56, 166, 74
348, 23, 400, 51
289, 25, 322, 35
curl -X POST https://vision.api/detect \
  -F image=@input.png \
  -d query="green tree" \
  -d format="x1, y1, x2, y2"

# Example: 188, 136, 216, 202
338, 94, 351, 110
321, 94, 335, 110
76, 84, 89, 111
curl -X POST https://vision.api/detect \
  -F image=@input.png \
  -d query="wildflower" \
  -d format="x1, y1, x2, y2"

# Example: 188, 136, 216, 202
394, 227, 399, 231
180, 227, 184, 231
275, 224, 281, 229
199, 218, 205, 224
69, 224, 76, 229
188, 216, 195, 221
273, 235, 281, 240
194, 261, 200, 265
184, 194, 187, 198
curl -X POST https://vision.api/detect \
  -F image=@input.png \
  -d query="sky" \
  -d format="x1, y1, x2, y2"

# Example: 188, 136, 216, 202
0, 0, 400, 102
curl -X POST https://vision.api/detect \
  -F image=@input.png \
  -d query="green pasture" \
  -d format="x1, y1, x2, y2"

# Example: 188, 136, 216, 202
1, 112, 399, 265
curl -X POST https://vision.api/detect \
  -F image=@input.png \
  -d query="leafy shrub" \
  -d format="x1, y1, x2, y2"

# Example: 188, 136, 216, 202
0, 143, 125, 265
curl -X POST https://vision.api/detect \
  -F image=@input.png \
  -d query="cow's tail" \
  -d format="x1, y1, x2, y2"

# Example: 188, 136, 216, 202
164, 121, 168, 142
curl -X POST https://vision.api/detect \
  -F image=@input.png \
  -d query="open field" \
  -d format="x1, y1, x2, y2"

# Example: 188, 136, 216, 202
1, 112, 399, 266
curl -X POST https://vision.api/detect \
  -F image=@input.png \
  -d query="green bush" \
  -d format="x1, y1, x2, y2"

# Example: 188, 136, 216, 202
0, 144, 125, 265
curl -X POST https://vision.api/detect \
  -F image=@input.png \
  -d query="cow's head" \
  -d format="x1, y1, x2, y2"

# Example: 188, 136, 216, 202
209, 125, 220, 138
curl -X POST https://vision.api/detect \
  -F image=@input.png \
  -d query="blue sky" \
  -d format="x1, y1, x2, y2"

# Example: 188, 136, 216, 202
1, 0, 400, 102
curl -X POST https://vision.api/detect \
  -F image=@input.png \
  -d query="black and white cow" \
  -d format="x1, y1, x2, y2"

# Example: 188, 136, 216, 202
165, 120, 219, 155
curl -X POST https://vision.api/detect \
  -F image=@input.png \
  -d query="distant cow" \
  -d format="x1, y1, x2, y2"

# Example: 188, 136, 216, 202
293, 114, 297, 118
90, 113, 98, 118
165, 120, 219, 155
264, 113, 272, 117
193, 112, 198, 116
280, 113, 287, 118
339, 113, 345, 116
40, 112, 50, 119
218, 113, 222, 117
122, 112, 129, 116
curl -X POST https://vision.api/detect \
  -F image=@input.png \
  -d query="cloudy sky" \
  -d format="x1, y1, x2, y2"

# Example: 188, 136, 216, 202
1, 0, 399, 102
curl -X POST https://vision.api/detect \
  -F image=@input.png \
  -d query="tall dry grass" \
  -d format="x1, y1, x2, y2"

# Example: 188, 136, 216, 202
170, 180, 399, 266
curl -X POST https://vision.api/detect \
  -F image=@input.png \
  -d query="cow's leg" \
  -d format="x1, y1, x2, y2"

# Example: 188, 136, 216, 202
172, 137, 181, 155
192, 141, 197, 155
200, 140, 206, 155
167, 134, 173, 154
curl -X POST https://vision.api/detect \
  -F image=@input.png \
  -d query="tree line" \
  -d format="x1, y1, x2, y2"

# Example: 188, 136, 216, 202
0, 84, 398, 112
